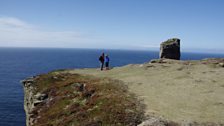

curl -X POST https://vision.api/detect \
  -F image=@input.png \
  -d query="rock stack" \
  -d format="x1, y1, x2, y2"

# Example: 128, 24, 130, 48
160, 38, 181, 60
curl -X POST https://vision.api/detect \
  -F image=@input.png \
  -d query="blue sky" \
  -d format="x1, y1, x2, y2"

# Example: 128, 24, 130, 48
0, 0, 224, 52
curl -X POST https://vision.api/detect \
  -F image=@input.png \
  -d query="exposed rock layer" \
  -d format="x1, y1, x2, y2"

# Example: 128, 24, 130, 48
22, 77, 48, 126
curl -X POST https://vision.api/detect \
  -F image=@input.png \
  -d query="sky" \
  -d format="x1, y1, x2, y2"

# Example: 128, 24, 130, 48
0, 0, 224, 53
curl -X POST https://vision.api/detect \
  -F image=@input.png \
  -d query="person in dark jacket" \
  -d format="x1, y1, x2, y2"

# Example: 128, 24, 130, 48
99, 53, 105, 70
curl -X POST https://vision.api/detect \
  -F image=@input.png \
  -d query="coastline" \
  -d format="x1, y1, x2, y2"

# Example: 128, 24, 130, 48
21, 58, 224, 126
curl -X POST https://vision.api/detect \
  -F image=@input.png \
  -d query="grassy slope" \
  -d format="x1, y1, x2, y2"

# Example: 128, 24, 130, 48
31, 72, 145, 126
71, 59, 224, 124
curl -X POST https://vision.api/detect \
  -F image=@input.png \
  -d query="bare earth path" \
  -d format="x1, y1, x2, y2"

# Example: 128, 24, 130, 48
68, 59, 224, 123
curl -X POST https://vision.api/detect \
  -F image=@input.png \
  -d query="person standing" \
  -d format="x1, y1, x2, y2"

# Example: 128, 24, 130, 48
105, 54, 110, 70
99, 53, 105, 70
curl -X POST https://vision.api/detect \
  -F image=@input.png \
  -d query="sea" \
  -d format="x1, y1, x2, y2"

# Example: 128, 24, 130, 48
0, 47, 224, 126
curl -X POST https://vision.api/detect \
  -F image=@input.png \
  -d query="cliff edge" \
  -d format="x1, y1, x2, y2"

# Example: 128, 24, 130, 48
22, 58, 224, 126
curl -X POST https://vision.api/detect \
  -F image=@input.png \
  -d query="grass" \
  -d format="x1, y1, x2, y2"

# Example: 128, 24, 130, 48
30, 72, 145, 126
162, 38, 180, 45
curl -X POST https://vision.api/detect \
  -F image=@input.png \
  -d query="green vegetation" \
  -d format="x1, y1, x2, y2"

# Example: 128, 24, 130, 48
162, 38, 180, 45
31, 72, 145, 126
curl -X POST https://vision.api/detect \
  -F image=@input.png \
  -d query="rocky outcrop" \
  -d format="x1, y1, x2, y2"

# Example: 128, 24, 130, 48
160, 38, 181, 60
21, 77, 48, 126
138, 117, 178, 126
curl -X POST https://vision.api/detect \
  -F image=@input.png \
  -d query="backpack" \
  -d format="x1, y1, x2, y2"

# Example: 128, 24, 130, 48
99, 56, 102, 61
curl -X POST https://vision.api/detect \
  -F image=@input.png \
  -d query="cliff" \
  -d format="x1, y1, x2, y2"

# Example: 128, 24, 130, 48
22, 58, 224, 126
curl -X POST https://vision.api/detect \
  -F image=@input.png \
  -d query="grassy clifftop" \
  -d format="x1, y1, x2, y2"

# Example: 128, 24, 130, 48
71, 58, 224, 125
24, 72, 145, 126
23, 58, 224, 126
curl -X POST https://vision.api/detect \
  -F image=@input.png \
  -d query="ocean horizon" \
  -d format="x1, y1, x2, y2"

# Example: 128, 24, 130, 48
0, 47, 224, 126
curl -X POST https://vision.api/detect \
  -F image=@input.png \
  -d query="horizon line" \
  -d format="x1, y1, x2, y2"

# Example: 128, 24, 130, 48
1, 46, 224, 54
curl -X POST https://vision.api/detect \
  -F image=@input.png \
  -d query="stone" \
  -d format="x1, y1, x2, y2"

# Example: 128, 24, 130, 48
138, 117, 168, 126
33, 100, 43, 106
34, 93, 48, 101
72, 83, 85, 92
160, 38, 181, 60
21, 77, 35, 87
219, 63, 224, 67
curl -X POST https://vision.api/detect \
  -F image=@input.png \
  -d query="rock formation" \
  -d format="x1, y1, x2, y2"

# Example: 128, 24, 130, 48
160, 38, 181, 60
21, 77, 48, 126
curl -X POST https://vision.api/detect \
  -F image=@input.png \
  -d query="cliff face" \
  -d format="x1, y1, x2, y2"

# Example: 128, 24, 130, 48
22, 77, 36, 126
22, 77, 48, 126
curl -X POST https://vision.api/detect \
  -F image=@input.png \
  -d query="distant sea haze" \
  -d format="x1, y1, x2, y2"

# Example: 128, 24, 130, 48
0, 47, 224, 126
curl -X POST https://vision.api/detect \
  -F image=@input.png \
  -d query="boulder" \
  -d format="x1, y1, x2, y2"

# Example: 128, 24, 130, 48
138, 117, 179, 126
160, 38, 181, 60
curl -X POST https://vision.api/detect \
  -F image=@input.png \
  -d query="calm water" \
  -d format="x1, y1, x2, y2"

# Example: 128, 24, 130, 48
0, 47, 224, 126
